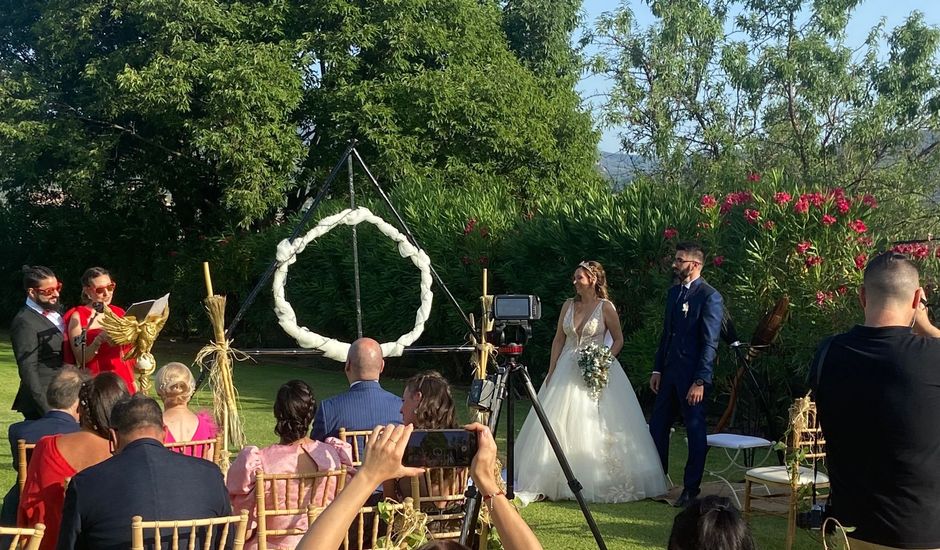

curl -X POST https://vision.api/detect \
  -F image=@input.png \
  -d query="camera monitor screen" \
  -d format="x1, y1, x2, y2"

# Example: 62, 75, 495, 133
493, 295, 540, 321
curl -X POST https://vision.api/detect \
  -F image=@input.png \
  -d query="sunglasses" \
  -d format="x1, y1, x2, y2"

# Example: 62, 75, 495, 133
33, 281, 62, 297
90, 282, 117, 296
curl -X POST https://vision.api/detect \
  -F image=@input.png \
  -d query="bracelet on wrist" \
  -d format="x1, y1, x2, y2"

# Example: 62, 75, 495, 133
482, 490, 505, 504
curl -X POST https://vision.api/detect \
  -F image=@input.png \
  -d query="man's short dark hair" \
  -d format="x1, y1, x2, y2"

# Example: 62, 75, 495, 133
22, 265, 56, 291
676, 241, 705, 262
110, 395, 165, 435
864, 252, 920, 304
47, 367, 90, 410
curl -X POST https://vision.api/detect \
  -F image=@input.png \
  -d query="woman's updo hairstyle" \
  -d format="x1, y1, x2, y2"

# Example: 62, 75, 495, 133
273, 380, 317, 443
404, 371, 457, 430
154, 362, 196, 407
575, 260, 609, 300
78, 372, 130, 438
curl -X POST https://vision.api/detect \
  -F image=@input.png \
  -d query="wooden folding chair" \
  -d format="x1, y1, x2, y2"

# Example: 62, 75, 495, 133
744, 396, 829, 550
0, 523, 45, 550
344, 498, 416, 550
164, 433, 222, 464
408, 467, 468, 541
16, 439, 36, 498
255, 468, 348, 550
338, 428, 373, 467
130, 510, 249, 550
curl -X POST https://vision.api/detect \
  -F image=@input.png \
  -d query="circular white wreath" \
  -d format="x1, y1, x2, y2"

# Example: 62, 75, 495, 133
272, 206, 434, 362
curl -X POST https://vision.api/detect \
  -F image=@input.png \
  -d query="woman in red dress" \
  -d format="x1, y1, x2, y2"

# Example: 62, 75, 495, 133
18, 372, 129, 550
63, 267, 137, 393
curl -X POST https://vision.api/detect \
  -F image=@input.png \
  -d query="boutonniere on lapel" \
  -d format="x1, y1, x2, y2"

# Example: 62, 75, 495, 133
682, 302, 689, 318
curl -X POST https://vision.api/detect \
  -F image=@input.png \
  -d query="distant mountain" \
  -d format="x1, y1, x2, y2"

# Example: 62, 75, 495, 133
596, 151, 655, 189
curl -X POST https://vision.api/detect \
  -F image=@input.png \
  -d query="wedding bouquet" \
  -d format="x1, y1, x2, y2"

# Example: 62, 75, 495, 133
577, 343, 613, 401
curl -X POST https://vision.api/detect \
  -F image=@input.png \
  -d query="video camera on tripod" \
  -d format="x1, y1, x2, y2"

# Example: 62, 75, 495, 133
468, 294, 540, 411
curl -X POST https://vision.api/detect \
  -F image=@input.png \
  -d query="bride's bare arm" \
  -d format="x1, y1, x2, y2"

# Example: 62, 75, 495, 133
602, 301, 624, 356
545, 300, 570, 384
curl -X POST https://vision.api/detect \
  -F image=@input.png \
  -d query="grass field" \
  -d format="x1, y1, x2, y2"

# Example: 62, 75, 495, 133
0, 335, 823, 548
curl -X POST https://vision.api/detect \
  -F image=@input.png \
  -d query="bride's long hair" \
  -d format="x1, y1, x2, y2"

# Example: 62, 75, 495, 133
574, 261, 609, 301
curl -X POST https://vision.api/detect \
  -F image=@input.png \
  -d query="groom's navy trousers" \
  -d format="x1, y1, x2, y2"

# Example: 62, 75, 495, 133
649, 277, 723, 492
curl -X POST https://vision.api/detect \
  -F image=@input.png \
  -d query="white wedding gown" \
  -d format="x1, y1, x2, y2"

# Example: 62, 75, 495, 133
513, 299, 667, 503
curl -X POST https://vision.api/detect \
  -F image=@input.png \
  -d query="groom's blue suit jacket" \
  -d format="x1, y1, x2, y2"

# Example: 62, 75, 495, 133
653, 277, 723, 386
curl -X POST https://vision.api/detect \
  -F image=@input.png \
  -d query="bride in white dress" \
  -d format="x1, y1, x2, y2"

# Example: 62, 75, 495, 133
514, 260, 667, 503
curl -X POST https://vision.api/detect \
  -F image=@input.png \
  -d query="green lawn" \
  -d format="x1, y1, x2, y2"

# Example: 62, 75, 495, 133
0, 335, 823, 549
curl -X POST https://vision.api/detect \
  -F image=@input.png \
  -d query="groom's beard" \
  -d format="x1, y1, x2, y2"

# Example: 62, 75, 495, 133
672, 266, 692, 284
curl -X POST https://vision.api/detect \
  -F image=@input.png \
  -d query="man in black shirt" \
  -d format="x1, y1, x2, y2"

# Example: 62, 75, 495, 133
814, 252, 940, 550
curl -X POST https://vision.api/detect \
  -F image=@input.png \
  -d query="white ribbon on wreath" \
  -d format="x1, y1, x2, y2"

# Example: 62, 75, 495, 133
272, 207, 434, 362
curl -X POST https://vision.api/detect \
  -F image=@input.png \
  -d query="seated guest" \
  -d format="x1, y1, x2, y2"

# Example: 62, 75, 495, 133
667, 495, 755, 550
18, 372, 128, 550
228, 380, 354, 550
1, 368, 86, 527
296, 423, 543, 550
62, 267, 137, 393
813, 252, 940, 549
58, 395, 232, 550
384, 371, 463, 508
155, 362, 217, 456
311, 337, 402, 442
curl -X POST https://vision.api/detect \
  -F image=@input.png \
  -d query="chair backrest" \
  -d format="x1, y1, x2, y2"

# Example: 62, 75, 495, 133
16, 439, 36, 498
337, 428, 373, 467
788, 396, 826, 462
164, 433, 222, 465
130, 510, 249, 550
408, 467, 468, 540
0, 523, 45, 550
344, 498, 416, 550
255, 468, 347, 550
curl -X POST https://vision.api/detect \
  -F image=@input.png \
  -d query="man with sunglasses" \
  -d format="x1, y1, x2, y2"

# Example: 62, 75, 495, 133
649, 242, 724, 508
10, 265, 66, 420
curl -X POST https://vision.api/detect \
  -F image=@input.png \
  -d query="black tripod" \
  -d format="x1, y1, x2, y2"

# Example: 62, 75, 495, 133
458, 346, 608, 550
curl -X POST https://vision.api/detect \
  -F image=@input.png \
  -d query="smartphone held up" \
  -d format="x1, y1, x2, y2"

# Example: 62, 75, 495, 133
402, 429, 478, 468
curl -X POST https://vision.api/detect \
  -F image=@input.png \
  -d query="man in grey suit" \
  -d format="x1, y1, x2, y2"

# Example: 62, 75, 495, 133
10, 265, 66, 420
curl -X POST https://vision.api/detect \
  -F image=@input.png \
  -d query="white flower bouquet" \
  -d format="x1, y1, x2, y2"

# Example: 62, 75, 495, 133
577, 343, 613, 401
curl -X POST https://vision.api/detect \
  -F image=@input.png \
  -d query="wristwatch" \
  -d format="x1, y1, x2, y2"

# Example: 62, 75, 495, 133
694, 378, 705, 386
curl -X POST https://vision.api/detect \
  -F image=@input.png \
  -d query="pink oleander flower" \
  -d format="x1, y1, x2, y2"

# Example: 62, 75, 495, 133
701, 194, 718, 209
858, 236, 874, 247
773, 192, 792, 205
463, 218, 477, 235
914, 244, 930, 259
836, 198, 851, 214
855, 253, 867, 270
713, 256, 725, 267
862, 194, 879, 208
479, 256, 489, 267
663, 227, 678, 240
762, 220, 776, 230
796, 241, 813, 254
837, 285, 848, 295
747, 172, 761, 182
821, 214, 837, 226
829, 187, 846, 200
936, 247, 940, 259
805, 255, 823, 268
794, 198, 810, 214
744, 209, 760, 224
848, 219, 867, 233
815, 290, 832, 305
806, 193, 826, 208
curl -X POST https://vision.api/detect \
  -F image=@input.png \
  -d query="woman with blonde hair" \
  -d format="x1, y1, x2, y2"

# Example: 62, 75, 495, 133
155, 362, 217, 454
513, 260, 666, 503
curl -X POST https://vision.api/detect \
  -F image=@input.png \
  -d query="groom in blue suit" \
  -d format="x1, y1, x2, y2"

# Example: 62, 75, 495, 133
649, 242, 724, 507
311, 337, 403, 442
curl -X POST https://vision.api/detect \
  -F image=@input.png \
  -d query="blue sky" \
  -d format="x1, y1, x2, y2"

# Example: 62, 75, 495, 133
577, 1, 940, 152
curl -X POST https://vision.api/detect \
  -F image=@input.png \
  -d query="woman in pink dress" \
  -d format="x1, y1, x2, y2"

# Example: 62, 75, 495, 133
155, 362, 217, 458
18, 372, 129, 550
62, 267, 137, 393
227, 380, 355, 550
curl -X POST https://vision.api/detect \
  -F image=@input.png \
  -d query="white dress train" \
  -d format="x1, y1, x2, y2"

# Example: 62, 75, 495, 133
513, 299, 667, 504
